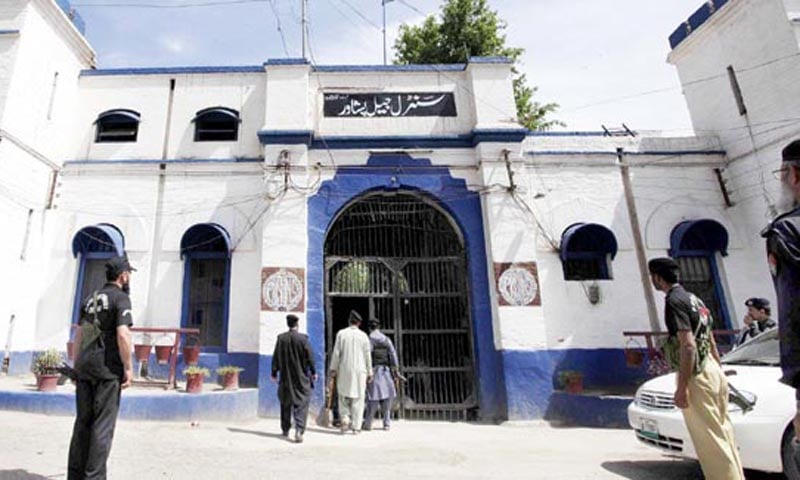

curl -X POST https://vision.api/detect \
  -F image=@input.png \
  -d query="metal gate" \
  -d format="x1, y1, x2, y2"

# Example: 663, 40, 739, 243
676, 256, 727, 331
324, 192, 478, 420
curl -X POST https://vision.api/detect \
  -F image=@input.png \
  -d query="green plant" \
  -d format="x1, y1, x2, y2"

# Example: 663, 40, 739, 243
33, 349, 62, 375
216, 366, 243, 376
557, 370, 583, 388
182, 366, 210, 377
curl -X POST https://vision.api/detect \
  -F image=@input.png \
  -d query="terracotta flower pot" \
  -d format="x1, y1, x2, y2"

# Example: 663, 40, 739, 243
182, 345, 200, 366
625, 349, 645, 368
221, 372, 239, 391
66, 341, 75, 362
565, 375, 584, 394
186, 373, 204, 394
155, 345, 172, 365
134, 344, 152, 363
36, 374, 60, 392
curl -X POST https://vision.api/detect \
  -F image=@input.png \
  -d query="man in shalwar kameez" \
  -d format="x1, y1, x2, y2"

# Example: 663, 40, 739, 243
329, 310, 372, 434
363, 318, 398, 431
649, 258, 744, 480
271, 314, 317, 443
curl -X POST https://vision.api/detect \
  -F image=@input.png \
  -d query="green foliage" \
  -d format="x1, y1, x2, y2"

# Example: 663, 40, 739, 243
216, 366, 244, 375
394, 0, 562, 130
183, 366, 210, 377
33, 349, 62, 375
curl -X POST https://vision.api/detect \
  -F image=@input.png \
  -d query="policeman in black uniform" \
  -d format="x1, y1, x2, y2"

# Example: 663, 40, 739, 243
763, 139, 800, 461
68, 256, 135, 480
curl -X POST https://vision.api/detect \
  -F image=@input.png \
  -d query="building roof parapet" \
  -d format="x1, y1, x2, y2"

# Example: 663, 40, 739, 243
258, 128, 527, 149
80, 65, 265, 76
669, 0, 729, 50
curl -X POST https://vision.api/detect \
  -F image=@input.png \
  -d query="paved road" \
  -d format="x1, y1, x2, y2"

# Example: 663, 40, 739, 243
0, 411, 783, 479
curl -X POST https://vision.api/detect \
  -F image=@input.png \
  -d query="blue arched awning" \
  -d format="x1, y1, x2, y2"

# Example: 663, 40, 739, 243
71, 224, 125, 257
94, 109, 140, 124
560, 222, 618, 261
192, 107, 240, 123
180, 223, 232, 258
669, 219, 729, 257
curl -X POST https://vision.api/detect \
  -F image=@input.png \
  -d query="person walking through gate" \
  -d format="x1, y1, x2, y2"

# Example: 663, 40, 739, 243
68, 256, 135, 480
271, 314, 317, 443
648, 257, 744, 480
329, 310, 372, 434
363, 317, 398, 431
762, 139, 800, 468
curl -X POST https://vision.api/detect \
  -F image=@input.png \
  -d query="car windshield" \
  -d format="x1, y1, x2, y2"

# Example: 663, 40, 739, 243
721, 328, 780, 366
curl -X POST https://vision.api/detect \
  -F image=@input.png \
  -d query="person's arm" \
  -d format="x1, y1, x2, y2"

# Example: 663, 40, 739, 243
72, 324, 83, 366
329, 334, 340, 378
364, 336, 373, 382
116, 325, 132, 389
304, 337, 318, 382
116, 296, 133, 389
271, 340, 280, 384
675, 330, 696, 409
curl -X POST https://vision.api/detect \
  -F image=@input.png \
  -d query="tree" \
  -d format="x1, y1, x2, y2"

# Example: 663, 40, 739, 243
394, 0, 563, 131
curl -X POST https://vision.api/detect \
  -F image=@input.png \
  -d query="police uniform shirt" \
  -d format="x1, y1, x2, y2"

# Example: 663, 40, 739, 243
81, 282, 133, 378
665, 285, 703, 336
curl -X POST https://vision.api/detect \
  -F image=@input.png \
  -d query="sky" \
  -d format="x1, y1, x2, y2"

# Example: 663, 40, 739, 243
71, 0, 706, 132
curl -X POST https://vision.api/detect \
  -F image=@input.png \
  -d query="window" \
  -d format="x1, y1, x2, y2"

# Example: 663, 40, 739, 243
71, 224, 125, 324
193, 107, 239, 142
670, 219, 730, 331
180, 223, 232, 351
94, 109, 140, 143
560, 223, 618, 281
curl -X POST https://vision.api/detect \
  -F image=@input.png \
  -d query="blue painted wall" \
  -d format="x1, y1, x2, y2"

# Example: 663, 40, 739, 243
502, 348, 648, 419
0, 388, 258, 421
293, 153, 508, 421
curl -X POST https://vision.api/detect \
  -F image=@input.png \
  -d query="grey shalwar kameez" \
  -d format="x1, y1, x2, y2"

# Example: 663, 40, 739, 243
364, 330, 398, 430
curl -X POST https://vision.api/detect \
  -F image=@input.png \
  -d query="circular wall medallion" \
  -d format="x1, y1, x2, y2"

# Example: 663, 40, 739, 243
498, 266, 538, 306
262, 269, 304, 311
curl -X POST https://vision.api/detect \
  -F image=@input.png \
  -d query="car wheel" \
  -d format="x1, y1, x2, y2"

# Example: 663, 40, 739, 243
782, 425, 800, 480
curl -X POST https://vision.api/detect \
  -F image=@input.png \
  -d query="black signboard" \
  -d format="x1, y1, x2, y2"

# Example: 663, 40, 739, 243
324, 92, 457, 118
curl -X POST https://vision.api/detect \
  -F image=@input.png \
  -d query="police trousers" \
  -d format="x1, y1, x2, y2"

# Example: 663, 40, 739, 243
67, 379, 121, 480
681, 360, 744, 480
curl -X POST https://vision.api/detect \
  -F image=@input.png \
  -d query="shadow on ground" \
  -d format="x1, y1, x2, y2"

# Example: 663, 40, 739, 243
602, 460, 786, 480
0, 470, 53, 480
602, 460, 703, 479
226, 427, 291, 442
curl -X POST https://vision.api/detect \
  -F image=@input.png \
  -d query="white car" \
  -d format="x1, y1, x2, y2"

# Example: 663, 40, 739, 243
628, 328, 798, 477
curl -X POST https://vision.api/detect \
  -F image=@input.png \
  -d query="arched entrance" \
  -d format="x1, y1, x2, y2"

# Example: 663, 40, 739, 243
324, 191, 478, 420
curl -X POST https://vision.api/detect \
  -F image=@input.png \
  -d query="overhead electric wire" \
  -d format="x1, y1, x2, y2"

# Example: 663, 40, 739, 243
267, 0, 290, 57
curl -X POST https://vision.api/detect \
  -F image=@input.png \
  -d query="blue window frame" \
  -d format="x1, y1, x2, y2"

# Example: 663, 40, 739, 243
560, 223, 618, 281
669, 219, 731, 331
180, 223, 232, 352
71, 224, 125, 324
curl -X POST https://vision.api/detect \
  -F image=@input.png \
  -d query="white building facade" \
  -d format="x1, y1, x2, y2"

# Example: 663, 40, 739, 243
0, 0, 794, 421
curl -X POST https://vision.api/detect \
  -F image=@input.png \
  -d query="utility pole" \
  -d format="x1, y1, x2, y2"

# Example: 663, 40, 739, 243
382, 0, 393, 65
618, 147, 661, 332
301, 0, 308, 59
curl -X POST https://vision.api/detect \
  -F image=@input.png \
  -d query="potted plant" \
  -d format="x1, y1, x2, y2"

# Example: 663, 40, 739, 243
182, 335, 201, 366
154, 345, 172, 365
33, 349, 62, 392
216, 366, 243, 391
183, 366, 209, 394
557, 370, 584, 394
